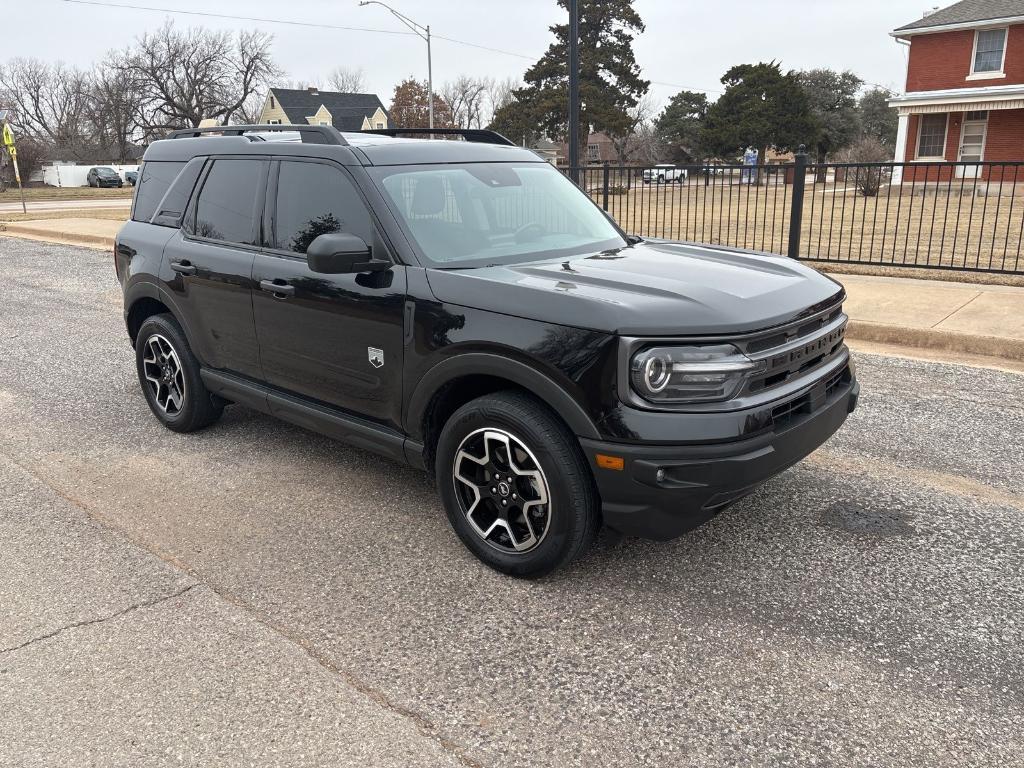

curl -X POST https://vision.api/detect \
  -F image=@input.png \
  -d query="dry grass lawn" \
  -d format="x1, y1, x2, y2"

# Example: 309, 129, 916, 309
0, 186, 132, 202
586, 180, 1024, 274
0, 208, 129, 223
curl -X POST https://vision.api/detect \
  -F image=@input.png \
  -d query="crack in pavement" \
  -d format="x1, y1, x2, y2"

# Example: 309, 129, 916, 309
0, 447, 488, 768
0, 583, 199, 657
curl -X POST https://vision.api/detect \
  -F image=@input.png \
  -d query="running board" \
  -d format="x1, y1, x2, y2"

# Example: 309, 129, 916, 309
200, 369, 411, 466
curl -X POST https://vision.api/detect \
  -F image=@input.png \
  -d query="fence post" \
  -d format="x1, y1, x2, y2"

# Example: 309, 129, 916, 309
787, 145, 808, 259
601, 162, 610, 211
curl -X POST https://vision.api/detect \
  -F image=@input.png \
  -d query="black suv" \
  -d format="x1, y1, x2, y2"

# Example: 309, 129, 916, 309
116, 125, 859, 576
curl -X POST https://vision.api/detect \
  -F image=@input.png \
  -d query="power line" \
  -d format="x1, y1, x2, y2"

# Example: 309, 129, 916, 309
60, 0, 417, 36
58, 0, 725, 94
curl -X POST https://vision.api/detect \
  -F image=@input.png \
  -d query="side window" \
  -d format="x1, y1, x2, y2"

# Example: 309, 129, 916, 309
194, 159, 262, 245
152, 157, 206, 228
131, 161, 185, 223
274, 161, 373, 254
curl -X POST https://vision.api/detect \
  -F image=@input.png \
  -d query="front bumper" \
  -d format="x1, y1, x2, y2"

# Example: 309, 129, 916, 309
580, 374, 859, 540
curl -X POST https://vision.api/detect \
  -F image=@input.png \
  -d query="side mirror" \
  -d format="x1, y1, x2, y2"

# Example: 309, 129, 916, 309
306, 232, 389, 274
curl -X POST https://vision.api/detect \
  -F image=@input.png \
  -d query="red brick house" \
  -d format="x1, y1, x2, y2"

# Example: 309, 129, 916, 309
889, 0, 1024, 182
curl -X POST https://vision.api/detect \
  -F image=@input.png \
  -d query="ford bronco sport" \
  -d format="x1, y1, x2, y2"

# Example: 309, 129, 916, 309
116, 124, 859, 577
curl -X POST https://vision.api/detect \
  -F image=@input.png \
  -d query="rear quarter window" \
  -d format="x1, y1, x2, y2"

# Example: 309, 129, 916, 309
131, 161, 186, 223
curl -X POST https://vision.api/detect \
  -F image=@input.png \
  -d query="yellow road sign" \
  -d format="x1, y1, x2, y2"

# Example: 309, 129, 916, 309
1, 122, 13, 148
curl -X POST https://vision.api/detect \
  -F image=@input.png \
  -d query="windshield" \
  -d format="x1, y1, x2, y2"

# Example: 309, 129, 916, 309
97, 167, 117, 175
370, 162, 626, 268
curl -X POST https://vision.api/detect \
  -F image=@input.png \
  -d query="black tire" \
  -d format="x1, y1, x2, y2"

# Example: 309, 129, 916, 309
135, 313, 223, 433
435, 390, 599, 577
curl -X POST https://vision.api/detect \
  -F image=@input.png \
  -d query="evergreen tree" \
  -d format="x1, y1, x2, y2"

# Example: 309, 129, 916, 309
654, 90, 709, 163
798, 69, 863, 163
858, 87, 898, 147
700, 62, 818, 174
516, 0, 649, 161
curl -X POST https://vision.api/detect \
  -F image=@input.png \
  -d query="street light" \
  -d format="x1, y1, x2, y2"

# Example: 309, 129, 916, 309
358, 1, 433, 129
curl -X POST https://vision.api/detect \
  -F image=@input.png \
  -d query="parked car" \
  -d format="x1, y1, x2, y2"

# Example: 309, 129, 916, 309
87, 167, 123, 188
124, 169, 138, 186
115, 125, 858, 577
642, 164, 687, 184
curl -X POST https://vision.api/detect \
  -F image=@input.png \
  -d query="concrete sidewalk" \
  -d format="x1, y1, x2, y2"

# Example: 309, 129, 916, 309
838, 273, 1024, 360
2, 218, 1023, 362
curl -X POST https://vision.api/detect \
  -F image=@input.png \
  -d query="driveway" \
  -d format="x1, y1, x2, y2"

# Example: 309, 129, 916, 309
1, 237, 1022, 767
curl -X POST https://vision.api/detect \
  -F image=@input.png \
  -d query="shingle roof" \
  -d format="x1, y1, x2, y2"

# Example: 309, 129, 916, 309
269, 88, 388, 131
895, 0, 1024, 31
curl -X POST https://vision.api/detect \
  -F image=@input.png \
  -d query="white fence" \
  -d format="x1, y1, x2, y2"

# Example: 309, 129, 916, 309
38, 163, 140, 188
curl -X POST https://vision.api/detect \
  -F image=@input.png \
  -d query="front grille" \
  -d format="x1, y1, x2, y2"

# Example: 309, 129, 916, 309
741, 303, 847, 397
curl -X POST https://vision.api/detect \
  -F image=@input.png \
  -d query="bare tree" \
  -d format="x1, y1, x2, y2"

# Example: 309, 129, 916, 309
0, 58, 93, 158
88, 52, 143, 162
486, 77, 519, 120
326, 66, 365, 93
233, 90, 267, 125
116, 22, 278, 132
609, 92, 656, 164
442, 76, 491, 129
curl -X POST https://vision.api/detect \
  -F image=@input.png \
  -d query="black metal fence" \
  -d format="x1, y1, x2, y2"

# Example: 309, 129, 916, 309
561, 155, 1024, 275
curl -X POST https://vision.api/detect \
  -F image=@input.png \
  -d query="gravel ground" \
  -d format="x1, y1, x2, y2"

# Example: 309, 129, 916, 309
1, 237, 1022, 767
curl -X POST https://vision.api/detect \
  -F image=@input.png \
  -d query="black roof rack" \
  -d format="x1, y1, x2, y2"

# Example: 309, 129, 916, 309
361, 128, 516, 146
165, 124, 349, 146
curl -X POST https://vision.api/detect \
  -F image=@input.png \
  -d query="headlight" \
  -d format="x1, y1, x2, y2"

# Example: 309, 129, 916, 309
629, 345, 765, 403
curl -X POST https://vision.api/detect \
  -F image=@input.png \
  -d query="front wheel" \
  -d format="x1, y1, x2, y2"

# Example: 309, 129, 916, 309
435, 391, 599, 577
135, 314, 223, 433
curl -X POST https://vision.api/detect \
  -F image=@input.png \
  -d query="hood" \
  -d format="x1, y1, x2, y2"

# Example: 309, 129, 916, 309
425, 240, 845, 336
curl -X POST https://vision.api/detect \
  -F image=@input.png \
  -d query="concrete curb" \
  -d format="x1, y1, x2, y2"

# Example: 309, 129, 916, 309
1, 223, 114, 248
0, 228, 112, 252
846, 319, 1024, 362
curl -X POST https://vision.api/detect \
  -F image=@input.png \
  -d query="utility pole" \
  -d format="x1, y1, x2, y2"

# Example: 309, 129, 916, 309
359, 1, 433, 129
567, 0, 580, 183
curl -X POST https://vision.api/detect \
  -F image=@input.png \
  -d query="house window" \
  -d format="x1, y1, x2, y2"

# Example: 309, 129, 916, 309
318, 120, 329, 126
270, 96, 275, 109
972, 28, 1007, 73
586, 143, 601, 161
266, 119, 281, 125
916, 113, 948, 158
376, 121, 385, 129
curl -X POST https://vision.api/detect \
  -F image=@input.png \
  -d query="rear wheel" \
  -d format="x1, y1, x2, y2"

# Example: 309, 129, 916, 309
436, 391, 599, 577
135, 314, 223, 433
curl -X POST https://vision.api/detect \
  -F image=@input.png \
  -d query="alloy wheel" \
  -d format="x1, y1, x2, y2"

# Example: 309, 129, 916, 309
452, 428, 552, 554
141, 333, 186, 416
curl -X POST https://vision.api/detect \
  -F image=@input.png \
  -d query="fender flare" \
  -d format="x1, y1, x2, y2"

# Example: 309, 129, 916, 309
122, 280, 202, 361
404, 353, 601, 441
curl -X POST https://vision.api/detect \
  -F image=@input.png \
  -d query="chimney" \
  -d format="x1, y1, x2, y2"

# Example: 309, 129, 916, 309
307, 86, 319, 96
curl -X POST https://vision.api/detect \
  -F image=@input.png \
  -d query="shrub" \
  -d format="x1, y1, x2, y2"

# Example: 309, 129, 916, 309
840, 137, 893, 197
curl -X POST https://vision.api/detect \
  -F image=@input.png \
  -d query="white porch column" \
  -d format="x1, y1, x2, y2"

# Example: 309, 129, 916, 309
892, 112, 910, 184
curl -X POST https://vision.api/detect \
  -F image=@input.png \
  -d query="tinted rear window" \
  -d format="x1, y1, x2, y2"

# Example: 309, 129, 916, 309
132, 161, 186, 223
193, 159, 262, 245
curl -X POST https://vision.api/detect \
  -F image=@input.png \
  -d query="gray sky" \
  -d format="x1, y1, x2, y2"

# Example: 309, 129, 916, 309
9, 0, 932, 108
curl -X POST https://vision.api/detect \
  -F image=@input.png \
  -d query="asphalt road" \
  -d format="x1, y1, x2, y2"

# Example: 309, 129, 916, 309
1, 237, 1022, 767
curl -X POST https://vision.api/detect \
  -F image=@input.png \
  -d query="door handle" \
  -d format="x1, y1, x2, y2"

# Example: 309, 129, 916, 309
260, 279, 295, 297
170, 260, 197, 276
